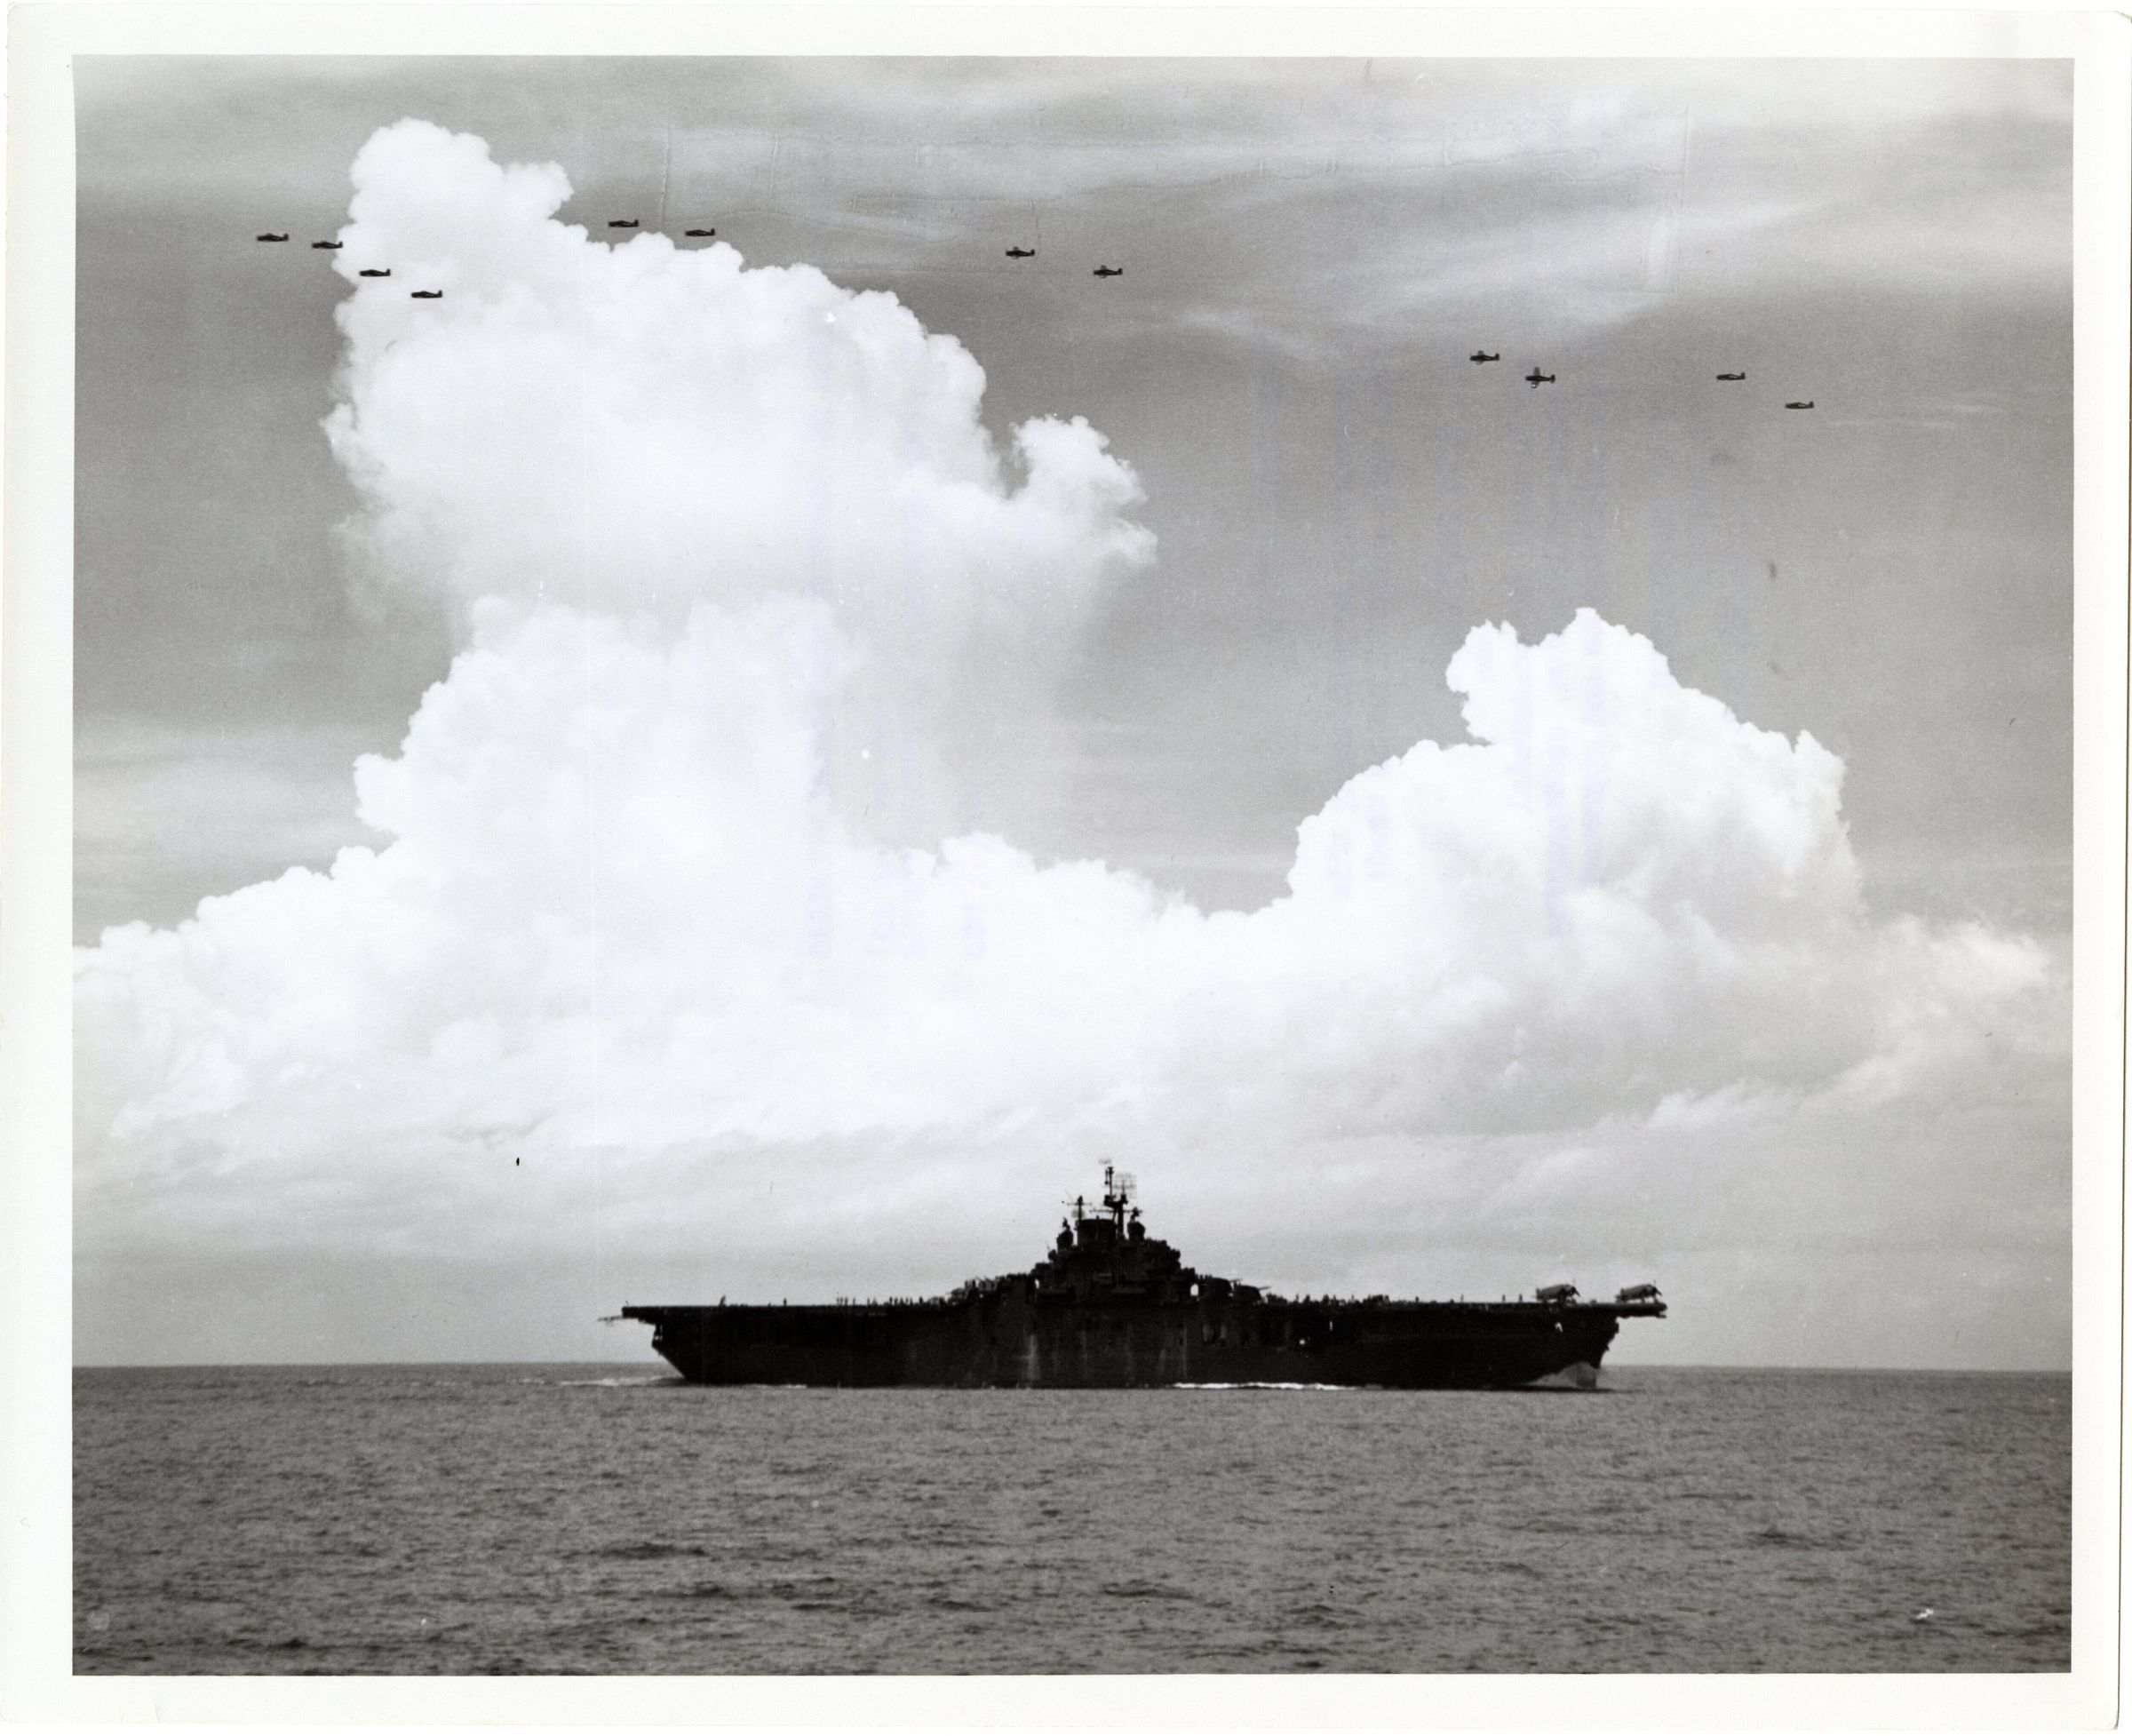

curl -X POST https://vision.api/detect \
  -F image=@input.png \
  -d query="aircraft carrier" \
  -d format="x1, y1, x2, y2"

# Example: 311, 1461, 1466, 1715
623, 1167, 1664, 1389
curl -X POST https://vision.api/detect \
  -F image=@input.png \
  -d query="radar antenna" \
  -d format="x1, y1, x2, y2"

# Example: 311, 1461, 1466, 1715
1101, 1165, 1137, 1226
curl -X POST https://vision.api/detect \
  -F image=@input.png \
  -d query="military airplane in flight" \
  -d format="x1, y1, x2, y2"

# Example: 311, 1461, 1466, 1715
609, 219, 640, 229
359, 268, 391, 278
410, 290, 443, 299
1784, 400, 1815, 410
1469, 351, 1500, 363
1006, 246, 1036, 259
1525, 368, 1555, 387
255, 233, 288, 243
1093, 265, 1124, 277
311, 240, 343, 251
1716, 371, 1746, 381
684, 228, 716, 237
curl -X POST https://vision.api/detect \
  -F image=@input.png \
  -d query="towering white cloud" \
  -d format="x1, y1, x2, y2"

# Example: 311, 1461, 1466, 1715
323, 121, 1151, 849
76, 124, 2063, 1342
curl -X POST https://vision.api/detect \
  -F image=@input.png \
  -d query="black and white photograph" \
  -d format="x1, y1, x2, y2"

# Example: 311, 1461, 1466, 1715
4, 5, 2125, 1711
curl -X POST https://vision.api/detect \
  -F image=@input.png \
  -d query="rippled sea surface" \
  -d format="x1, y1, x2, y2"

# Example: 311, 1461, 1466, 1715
76, 1364, 2068, 1674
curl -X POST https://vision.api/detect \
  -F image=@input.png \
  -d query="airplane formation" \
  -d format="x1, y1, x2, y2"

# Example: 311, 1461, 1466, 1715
251, 220, 1822, 409
1464, 347, 1814, 407
1001, 246, 1124, 276
253, 219, 1138, 310
251, 211, 726, 302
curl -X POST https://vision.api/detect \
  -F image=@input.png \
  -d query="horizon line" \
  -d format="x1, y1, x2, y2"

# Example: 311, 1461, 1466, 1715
71, 1358, 2075, 1377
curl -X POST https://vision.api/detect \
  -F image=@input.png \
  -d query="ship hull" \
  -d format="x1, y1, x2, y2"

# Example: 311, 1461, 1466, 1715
624, 1291, 1654, 1390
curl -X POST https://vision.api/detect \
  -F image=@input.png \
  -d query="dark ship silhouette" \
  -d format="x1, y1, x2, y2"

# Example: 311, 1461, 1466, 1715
624, 1167, 1663, 1388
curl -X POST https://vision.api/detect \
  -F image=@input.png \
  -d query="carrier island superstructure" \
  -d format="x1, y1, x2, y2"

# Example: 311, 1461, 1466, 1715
623, 1168, 1664, 1388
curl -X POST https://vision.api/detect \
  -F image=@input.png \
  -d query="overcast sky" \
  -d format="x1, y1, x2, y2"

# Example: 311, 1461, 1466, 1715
74, 57, 2072, 1368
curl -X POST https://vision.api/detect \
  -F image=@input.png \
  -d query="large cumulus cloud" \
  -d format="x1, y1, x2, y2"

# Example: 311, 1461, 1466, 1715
76, 124, 2064, 1353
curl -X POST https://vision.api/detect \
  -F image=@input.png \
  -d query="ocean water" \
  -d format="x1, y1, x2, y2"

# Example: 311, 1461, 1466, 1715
75, 1364, 2069, 1675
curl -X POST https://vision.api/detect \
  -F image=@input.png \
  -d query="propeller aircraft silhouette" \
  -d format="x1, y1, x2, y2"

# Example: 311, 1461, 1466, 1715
1469, 351, 1500, 363
1525, 368, 1555, 387
1093, 265, 1124, 277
